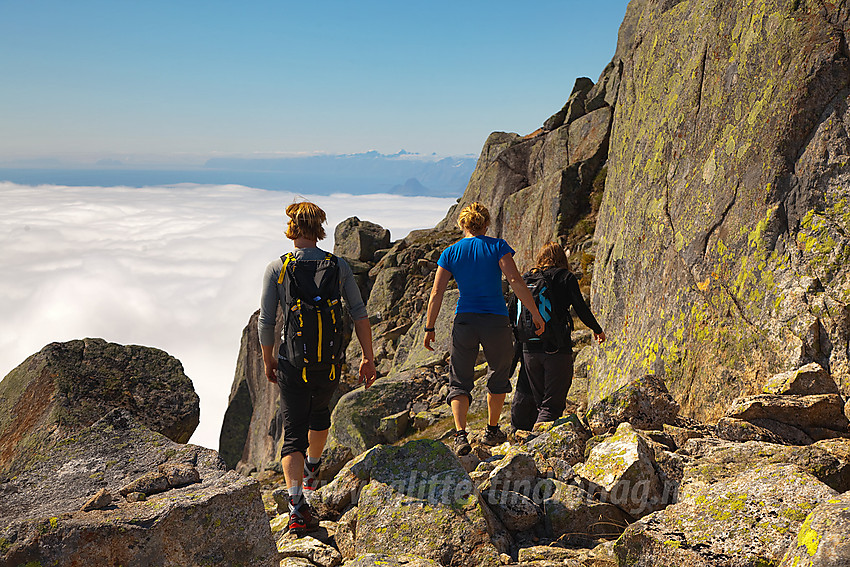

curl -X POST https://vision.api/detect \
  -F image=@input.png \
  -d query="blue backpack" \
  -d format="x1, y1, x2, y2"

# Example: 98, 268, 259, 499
510, 268, 572, 350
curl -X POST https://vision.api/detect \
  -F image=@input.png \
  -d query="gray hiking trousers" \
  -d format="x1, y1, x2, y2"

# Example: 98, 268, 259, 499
446, 312, 514, 405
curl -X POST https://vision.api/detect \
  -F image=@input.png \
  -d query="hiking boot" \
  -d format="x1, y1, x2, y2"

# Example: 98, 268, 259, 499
288, 496, 319, 535
453, 430, 472, 456
480, 426, 508, 447
303, 460, 321, 491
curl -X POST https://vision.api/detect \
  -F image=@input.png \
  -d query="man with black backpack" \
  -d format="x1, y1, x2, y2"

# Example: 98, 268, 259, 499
509, 242, 605, 430
259, 201, 376, 535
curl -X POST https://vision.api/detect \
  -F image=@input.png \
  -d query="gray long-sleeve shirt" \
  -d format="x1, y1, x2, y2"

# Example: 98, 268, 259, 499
258, 247, 367, 347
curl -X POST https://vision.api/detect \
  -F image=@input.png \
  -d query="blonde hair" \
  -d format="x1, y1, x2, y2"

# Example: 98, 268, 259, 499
285, 201, 327, 241
535, 242, 569, 270
457, 202, 490, 234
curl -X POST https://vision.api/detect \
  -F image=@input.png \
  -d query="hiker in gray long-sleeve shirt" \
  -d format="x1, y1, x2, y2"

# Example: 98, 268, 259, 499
259, 201, 375, 534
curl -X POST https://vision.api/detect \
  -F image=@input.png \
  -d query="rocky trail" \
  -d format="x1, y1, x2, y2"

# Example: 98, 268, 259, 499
3, 0, 850, 564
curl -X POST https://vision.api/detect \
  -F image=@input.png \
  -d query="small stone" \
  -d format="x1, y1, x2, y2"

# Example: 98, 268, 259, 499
125, 491, 146, 502
80, 488, 112, 512
158, 462, 200, 488
499, 553, 512, 564
119, 471, 169, 497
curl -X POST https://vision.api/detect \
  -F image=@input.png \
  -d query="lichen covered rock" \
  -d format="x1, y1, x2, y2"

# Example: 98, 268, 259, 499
326, 369, 437, 454
575, 422, 666, 517
541, 479, 630, 544
585, 374, 679, 436
780, 492, 850, 566
590, 0, 850, 429
525, 419, 589, 466
615, 464, 838, 566
0, 338, 200, 476
316, 439, 501, 567
0, 409, 277, 566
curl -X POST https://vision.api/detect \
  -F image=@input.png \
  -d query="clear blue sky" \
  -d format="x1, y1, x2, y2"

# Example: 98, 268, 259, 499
0, 0, 630, 163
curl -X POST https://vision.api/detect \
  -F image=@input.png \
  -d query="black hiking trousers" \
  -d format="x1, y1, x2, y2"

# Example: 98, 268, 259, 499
511, 348, 573, 429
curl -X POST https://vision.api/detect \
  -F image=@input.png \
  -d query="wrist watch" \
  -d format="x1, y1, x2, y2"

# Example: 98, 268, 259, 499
424, 326, 435, 332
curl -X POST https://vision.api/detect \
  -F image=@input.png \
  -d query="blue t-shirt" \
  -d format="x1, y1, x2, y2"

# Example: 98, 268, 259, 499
437, 235, 515, 315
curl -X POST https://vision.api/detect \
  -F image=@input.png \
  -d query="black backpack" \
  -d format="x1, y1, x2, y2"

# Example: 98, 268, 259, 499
510, 268, 573, 350
277, 252, 345, 380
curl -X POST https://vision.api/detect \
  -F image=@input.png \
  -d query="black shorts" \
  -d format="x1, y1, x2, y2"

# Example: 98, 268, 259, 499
277, 358, 340, 459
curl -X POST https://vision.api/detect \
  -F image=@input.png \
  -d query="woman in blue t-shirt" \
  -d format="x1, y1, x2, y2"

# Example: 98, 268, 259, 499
423, 202, 544, 456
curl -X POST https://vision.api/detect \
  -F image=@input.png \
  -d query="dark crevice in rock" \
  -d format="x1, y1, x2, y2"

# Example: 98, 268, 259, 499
695, 43, 708, 115
701, 183, 738, 260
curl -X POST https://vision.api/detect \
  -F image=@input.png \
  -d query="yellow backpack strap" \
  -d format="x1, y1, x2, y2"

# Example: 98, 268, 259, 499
277, 252, 295, 284
302, 367, 308, 383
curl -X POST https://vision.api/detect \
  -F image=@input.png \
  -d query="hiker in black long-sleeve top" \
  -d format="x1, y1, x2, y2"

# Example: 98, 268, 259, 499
511, 242, 606, 429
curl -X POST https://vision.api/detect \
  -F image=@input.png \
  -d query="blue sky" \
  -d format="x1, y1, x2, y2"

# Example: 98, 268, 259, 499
0, 0, 630, 163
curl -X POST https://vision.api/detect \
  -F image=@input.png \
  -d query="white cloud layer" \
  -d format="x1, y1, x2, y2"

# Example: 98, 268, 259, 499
0, 181, 456, 450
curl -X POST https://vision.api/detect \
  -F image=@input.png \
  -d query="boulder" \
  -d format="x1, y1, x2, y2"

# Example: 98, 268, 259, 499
585, 60, 621, 112
517, 545, 592, 563
715, 416, 788, 444
480, 447, 540, 495
575, 422, 665, 517
682, 439, 850, 495
525, 418, 589, 466
585, 374, 679, 436
763, 362, 838, 395
0, 409, 277, 566
780, 492, 850, 566
342, 555, 441, 567
326, 369, 436, 454
219, 308, 284, 473
333, 217, 391, 262
615, 464, 838, 567
377, 410, 410, 444
661, 423, 704, 450
481, 490, 540, 532
317, 440, 502, 567
0, 338, 200, 476
726, 394, 850, 440
278, 535, 342, 567
540, 480, 630, 544
335, 506, 357, 560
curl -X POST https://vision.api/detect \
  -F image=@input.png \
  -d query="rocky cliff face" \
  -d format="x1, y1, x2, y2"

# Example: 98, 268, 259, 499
436, 72, 615, 271
0, 338, 200, 477
590, 0, 850, 422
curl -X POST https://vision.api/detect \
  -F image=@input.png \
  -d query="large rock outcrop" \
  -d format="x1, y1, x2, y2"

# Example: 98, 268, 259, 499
589, 0, 850, 422
436, 73, 616, 270
219, 308, 284, 474
0, 338, 200, 477
0, 409, 277, 566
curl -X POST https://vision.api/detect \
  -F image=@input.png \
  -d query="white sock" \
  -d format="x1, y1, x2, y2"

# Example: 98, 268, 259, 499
306, 456, 320, 465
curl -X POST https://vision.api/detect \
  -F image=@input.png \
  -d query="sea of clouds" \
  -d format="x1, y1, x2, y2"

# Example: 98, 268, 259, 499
0, 181, 456, 450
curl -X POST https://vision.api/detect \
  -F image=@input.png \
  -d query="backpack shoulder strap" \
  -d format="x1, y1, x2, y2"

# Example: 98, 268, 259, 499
277, 252, 296, 284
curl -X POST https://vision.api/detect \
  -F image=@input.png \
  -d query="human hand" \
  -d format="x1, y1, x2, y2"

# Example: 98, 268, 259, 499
595, 331, 606, 344
264, 358, 278, 384
532, 313, 546, 336
423, 330, 436, 351
359, 358, 377, 389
